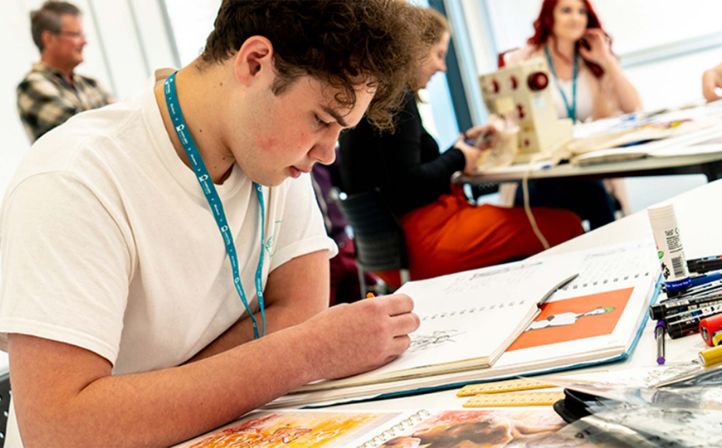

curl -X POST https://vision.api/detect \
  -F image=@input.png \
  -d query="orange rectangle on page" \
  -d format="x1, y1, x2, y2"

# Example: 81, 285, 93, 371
506, 287, 634, 351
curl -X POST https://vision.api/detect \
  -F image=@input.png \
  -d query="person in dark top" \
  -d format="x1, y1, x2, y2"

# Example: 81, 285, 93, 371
311, 155, 379, 305
339, 5, 583, 283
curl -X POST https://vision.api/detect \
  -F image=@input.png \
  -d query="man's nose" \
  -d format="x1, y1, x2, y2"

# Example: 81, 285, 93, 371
311, 139, 337, 165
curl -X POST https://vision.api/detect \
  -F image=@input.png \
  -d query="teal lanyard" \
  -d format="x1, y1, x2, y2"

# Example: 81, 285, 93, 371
544, 46, 578, 123
163, 72, 267, 339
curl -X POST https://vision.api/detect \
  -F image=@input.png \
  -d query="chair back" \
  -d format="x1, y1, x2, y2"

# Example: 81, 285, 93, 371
0, 371, 10, 447
336, 189, 408, 274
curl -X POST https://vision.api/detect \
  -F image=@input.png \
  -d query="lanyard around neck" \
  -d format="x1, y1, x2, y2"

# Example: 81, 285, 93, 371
544, 46, 578, 123
163, 71, 267, 339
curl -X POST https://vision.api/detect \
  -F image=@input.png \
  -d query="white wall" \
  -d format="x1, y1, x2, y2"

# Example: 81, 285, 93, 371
2, 0, 37, 195
162, 0, 219, 65
2, 0, 176, 196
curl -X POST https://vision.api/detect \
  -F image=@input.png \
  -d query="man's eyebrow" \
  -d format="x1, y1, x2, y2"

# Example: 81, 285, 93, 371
322, 106, 349, 128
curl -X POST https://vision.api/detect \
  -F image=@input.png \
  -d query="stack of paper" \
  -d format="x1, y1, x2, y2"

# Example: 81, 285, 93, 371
565, 104, 722, 166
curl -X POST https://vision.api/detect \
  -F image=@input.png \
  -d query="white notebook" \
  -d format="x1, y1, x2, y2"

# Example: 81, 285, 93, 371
298, 258, 577, 392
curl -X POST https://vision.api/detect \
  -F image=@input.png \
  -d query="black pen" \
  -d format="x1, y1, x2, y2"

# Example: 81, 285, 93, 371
667, 310, 722, 339
688, 255, 722, 274
663, 302, 722, 323
649, 294, 722, 320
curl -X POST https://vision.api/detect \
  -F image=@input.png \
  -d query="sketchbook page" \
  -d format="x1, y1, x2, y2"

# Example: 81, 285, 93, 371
299, 260, 577, 392
174, 409, 408, 448
357, 408, 582, 448
495, 241, 659, 369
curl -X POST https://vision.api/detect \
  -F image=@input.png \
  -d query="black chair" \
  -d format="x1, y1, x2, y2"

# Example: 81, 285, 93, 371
336, 189, 410, 293
0, 371, 10, 447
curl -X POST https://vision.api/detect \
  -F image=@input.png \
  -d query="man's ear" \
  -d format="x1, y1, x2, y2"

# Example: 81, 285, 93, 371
233, 36, 274, 86
40, 30, 56, 51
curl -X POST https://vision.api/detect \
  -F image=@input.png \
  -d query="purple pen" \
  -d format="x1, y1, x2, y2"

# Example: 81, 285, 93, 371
655, 320, 666, 365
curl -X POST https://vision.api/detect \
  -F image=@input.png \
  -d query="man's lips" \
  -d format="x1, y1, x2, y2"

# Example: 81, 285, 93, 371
289, 166, 311, 178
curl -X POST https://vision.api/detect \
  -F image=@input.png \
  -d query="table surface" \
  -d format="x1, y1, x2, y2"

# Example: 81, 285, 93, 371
459, 151, 722, 184
331, 178, 722, 412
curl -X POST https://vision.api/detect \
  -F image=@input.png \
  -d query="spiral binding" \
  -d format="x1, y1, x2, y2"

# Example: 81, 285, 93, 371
357, 409, 431, 448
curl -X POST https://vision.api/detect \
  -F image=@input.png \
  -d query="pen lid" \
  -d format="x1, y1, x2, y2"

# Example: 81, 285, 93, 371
699, 345, 722, 367
647, 203, 677, 221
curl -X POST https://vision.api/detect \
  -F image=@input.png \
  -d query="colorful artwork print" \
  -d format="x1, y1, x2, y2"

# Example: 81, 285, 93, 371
378, 409, 576, 448
507, 287, 633, 351
188, 411, 393, 447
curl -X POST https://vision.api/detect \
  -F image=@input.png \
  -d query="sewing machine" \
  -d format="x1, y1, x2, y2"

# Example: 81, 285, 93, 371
479, 58, 572, 163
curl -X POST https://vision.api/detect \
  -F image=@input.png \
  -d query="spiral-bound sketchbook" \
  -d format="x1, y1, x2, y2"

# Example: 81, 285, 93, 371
175, 408, 573, 448
298, 258, 578, 392
270, 241, 660, 408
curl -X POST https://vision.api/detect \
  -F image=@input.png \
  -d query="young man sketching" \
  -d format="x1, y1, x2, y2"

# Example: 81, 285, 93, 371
0, 1, 420, 445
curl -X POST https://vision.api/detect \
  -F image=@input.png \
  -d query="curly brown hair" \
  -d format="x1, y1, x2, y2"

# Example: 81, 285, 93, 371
414, 6, 449, 48
200, 0, 418, 131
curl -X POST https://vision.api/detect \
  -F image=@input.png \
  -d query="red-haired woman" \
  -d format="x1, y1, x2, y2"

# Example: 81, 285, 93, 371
504, 0, 642, 229
506, 0, 641, 120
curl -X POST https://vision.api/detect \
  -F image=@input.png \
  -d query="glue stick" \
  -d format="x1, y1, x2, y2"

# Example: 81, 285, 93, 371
648, 204, 691, 293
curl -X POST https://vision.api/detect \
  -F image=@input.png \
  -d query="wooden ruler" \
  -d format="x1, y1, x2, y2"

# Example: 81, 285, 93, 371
463, 391, 565, 407
457, 378, 554, 397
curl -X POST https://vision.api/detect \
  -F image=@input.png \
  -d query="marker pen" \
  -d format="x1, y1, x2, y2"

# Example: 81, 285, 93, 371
700, 313, 722, 346
666, 278, 722, 300
698, 345, 722, 367
665, 272, 722, 298
649, 294, 722, 320
667, 310, 722, 339
664, 302, 722, 324
688, 255, 722, 274
713, 331, 722, 347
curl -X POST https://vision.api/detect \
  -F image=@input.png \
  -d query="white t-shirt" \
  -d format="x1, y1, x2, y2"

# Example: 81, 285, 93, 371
0, 79, 336, 445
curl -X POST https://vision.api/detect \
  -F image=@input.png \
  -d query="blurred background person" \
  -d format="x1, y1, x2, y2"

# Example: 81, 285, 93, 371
503, 0, 642, 229
17, 1, 113, 143
339, 5, 582, 285
702, 62, 722, 102
311, 156, 380, 304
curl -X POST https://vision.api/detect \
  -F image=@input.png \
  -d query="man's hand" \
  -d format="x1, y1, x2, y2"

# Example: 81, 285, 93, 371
702, 64, 722, 102
302, 294, 419, 380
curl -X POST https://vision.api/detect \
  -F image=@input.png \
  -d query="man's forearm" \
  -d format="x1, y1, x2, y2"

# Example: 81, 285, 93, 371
12, 327, 318, 447
186, 299, 325, 363
188, 251, 331, 363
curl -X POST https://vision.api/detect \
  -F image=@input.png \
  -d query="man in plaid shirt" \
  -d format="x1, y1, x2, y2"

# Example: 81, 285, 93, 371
17, 1, 113, 143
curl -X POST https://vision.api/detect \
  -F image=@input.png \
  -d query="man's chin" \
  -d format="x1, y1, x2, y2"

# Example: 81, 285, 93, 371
254, 175, 286, 188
